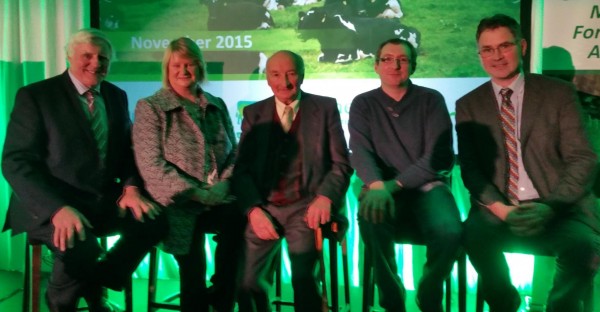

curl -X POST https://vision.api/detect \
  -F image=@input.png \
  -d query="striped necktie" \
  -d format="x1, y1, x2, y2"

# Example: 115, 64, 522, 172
85, 90, 107, 160
85, 90, 95, 113
499, 88, 519, 204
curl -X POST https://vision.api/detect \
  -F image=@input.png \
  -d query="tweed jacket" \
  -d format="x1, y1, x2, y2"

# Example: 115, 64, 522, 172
456, 73, 599, 230
132, 87, 237, 254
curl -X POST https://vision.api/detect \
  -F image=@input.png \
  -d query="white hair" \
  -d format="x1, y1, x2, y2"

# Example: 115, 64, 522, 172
65, 28, 113, 59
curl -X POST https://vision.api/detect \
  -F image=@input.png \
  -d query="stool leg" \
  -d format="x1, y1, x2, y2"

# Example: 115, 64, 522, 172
329, 239, 338, 311
275, 248, 283, 312
476, 276, 484, 312
147, 248, 158, 312
124, 277, 133, 312
341, 239, 350, 311
458, 253, 467, 312
445, 277, 451, 312
316, 228, 328, 312
582, 282, 594, 312
31, 245, 42, 312
362, 249, 373, 312
23, 244, 31, 312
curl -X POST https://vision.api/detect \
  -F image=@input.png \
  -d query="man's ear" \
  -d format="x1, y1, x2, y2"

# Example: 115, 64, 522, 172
520, 38, 528, 57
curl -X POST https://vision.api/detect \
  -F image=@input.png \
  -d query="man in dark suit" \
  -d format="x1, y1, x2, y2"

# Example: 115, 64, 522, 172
2, 28, 166, 312
232, 50, 352, 312
456, 14, 600, 311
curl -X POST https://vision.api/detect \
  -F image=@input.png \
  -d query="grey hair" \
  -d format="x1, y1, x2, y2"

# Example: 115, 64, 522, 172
65, 28, 113, 59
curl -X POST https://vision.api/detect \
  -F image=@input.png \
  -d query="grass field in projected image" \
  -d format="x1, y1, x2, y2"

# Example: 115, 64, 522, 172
101, 0, 520, 80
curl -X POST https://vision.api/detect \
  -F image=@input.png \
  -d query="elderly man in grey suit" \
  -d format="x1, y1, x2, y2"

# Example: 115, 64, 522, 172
456, 14, 600, 311
232, 50, 352, 312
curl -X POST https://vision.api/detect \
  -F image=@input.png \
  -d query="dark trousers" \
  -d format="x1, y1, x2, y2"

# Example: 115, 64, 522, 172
27, 208, 167, 312
173, 207, 245, 312
238, 199, 320, 312
359, 184, 463, 312
464, 205, 600, 312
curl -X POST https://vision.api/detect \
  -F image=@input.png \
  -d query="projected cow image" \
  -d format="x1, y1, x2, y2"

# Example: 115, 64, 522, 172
298, 3, 420, 63
205, 0, 275, 30
99, 0, 520, 80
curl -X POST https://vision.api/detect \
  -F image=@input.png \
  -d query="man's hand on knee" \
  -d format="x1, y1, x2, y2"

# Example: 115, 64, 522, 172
305, 195, 332, 229
249, 207, 280, 240
51, 205, 92, 251
506, 202, 554, 236
117, 186, 162, 222
359, 180, 398, 223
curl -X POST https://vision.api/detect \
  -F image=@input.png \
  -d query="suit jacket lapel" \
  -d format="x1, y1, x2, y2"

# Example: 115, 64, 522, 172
299, 92, 321, 188
520, 74, 542, 149
100, 82, 118, 159
257, 97, 277, 126
478, 82, 506, 151
254, 98, 276, 183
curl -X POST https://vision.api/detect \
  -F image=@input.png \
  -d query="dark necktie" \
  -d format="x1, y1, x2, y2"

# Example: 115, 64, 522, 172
500, 88, 519, 204
85, 90, 107, 160
281, 106, 293, 133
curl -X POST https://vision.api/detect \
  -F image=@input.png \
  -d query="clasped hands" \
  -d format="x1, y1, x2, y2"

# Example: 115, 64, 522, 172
248, 195, 332, 240
502, 202, 555, 236
191, 180, 236, 207
51, 186, 160, 251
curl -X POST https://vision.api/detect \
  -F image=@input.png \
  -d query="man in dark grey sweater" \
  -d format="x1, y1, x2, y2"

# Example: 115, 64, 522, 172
348, 38, 462, 312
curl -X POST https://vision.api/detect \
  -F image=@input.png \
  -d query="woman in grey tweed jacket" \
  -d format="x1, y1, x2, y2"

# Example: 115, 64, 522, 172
132, 37, 244, 312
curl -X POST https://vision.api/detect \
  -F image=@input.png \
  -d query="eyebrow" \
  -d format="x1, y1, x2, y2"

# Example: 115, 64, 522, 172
480, 41, 514, 48
381, 53, 408, 57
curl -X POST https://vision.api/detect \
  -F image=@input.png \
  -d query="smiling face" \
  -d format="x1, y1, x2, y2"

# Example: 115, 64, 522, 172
266, 51, 304, 105
167, 52, 200, 94
478, 26, 527, 86
68, 42, 111, 88
374, 42, 413, 90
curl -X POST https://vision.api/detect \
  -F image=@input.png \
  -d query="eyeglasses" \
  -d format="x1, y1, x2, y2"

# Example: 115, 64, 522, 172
377, 56, 411, 65
478, 42, 517, 58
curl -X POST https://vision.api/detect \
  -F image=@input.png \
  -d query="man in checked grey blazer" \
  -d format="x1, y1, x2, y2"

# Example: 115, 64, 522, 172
456, 14, 600, 311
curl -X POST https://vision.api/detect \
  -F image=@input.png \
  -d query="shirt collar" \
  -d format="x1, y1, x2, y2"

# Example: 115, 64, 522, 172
491, 72, 524, 98
275, 92, 301, 117
68, 69, 101, 95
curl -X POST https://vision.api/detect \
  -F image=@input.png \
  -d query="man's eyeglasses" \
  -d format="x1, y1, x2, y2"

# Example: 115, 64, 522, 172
478, 42, 517, 58
377, 56, 411, 65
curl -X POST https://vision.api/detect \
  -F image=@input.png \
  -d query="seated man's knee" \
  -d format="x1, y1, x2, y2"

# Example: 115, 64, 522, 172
433, 222, 462, 246
561, 232, 600, 273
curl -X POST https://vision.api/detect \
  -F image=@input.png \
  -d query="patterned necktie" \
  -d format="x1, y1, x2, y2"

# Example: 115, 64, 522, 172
85, 90, 95, 113
281, 105, 293, 133
85, 90, 107, 160
500, 88, 519, 204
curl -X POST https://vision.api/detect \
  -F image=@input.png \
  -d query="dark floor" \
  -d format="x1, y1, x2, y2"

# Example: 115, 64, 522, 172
0, 270, 598, 312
